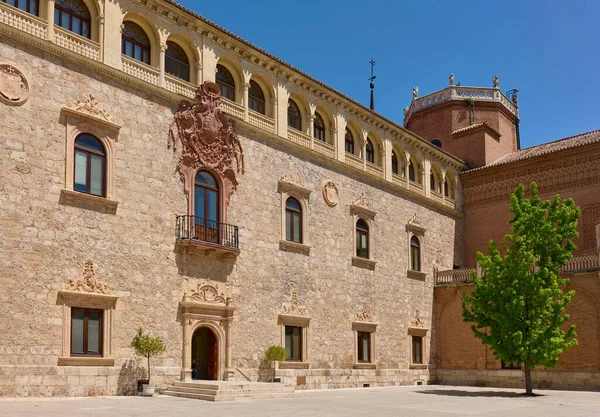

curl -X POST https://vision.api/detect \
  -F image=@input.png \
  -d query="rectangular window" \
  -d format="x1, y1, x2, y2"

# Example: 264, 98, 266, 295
71, 308, 103, 357
357, 331, 370, 363
74, 150, 88, 192
412, 336, 423, 364
284, 326, 302, 361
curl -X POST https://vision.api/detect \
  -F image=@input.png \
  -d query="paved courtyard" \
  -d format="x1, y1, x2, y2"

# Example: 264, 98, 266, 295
1, 385, 599, 417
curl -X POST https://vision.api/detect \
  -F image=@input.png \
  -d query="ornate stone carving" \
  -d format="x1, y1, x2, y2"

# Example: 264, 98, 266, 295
449, 73, 454, 86
407, 213, 424, 229
356, 303, 374, 322
281, 288, 308, 316
352, 193, 373, 211
322, 181, 339, 207
280, 170, 309, 190
0, 64, 29, 105
66, 260, 109, 294
169, 81, 244, 190
412, 309, 424, 328
67, 94, 114, 122
412, 86, 418, 99
183, 280, 231, 305
493, 75, 499, 88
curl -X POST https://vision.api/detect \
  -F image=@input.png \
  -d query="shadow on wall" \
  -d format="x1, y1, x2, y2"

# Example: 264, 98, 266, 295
257, 359, 275, 383
116, 359, 147, 396
174, 247, 236, 281
415, 389, 541, 398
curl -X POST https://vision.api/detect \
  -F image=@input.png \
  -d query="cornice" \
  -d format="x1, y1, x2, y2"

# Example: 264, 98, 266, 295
132, 0, 465, 171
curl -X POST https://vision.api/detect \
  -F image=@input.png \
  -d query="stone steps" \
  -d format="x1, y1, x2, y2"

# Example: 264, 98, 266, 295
161, 380, 295, 402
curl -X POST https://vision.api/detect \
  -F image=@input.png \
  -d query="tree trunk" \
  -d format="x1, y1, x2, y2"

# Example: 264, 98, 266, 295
524, 362, 533, 395
147, 354, 151, 384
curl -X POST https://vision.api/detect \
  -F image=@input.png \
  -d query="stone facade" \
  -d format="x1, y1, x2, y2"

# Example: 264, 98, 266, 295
0, 0, 463, 396
1, 0, 599, 398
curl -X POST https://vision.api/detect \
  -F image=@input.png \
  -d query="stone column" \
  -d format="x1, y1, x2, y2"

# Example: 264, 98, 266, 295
46, 0, 55, 42
361, 129, 368, 171
441, 170, 447, 205
383, 137, 393, 181
423, 159, 431, 197
181, 315, 191, 381
309, 113, 315, 150
224, 318, 233, 380
276, 82, 289, 138
97, 14, 105, 62
335, 113, 346, 162
243, 82, 250, 122
194, 45, 202, 85
159, 43, 166, 88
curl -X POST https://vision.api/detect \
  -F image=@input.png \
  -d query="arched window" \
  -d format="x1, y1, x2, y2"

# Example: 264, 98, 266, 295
165, 41, 190, 82
356, 218, 369, 259
430, 173, 436, 192
431, 139, 442, 148
121, 22, 150, 64
392, 151, 399, 175
444, 179, 449, 197
285, 197, 302, 243
54, 0, 90, 38
366, 138, 375, 164
410, 236, 421, 271
74, 134, 105, 197
409, 160, 416, 182
313, 112, 325, 141
216, 64, 235, 101
287, 99, 302, 131
194, 171, 219, 243
3, 0, 39, 16
248, 80, 265, 115
345, 128, 354, 154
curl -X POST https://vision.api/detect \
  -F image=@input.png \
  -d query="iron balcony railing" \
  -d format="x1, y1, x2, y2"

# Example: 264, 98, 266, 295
176, 215, 239, 250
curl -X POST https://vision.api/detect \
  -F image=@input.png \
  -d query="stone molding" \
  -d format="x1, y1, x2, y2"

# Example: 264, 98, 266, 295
59, 189, 119, 215
63, 94, 120, 128
278, 289, 311, 364
0, 63, 29, 105
280, 288, 309, 318
63, 260, 112, 296
350, 193, 376, 218
406, 213, 426, 234
278, 170, 311, 196
181, 280, 234, 311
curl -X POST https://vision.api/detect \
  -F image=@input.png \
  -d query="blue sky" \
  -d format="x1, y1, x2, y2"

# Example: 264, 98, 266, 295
179, 0, 599, 149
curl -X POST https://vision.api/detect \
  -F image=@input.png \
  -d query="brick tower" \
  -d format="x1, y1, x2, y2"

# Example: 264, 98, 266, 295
404, 76, 519, 169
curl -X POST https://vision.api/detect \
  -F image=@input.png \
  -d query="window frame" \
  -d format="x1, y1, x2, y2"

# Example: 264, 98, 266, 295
352, 319, 377, 369
2, 0, 40, 16
410, 235, 421, 272
285, 197, 303, 244
357, 331, 371, 363
165, 40, 190, 82
54, 0, 91, 39
70, 307, 103, 357
248, 79, 266, 115
284, 325, 303, 362
216, 64, 236, 102
408, 326, 428, 369
366, 138, 375, 164
392, 151, 399, 175
345, 128, 355, 154
278, 178, 311, 252
121, 21, 151, 65
287, 99, 302, 131
355, 218, 370, 260
313, 112, 326, 142
73, 134, 106, 198
411, 335, 423, 364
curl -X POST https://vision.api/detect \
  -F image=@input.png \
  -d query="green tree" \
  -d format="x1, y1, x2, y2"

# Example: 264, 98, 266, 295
462, 183, 580, 395
131, 328, 166, 385
264, 345, 287, 382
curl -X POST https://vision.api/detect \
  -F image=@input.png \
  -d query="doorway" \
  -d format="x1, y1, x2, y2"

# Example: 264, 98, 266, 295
191, 327, 218, 380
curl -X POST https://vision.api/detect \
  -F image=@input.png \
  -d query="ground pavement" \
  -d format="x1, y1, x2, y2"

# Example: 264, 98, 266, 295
1, 385, 599, 417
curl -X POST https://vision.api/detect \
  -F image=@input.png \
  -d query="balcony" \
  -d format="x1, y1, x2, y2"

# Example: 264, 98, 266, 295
176, 215, 239, 256
0, 2, 47, 40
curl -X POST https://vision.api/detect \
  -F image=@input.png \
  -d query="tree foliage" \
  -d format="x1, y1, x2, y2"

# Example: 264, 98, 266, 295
131, 328, 166, 384
462, 183, 580, 394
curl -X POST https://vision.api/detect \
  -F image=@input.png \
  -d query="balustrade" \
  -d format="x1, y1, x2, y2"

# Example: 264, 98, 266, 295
248, 110, 275, 133
313, 139, 335, 158
221, 98, 244, 120
286, 128, 311, 149
0, 2, 47, 40
165, 74, 196, 99
345, 153, 364, 171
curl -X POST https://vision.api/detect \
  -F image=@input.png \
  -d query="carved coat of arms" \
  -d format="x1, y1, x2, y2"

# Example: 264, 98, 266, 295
0, 65, 29, 105
169, 82, 244, 190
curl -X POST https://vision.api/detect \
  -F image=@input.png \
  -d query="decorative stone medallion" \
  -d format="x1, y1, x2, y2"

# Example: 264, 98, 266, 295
0, 64, 29, 105
322, 181, 339, 207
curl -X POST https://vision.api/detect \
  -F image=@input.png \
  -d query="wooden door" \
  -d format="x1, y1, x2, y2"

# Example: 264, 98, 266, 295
207, 330, 218, 380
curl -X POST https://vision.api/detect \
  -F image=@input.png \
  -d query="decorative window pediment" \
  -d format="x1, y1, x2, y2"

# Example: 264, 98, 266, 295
350, 193, 376, 218
278, 170, 311, 196
352, 303, 378, 331
279, 288, 311, 326
406, 212, 426, 235
59, 260, 117, 303
62, 94, 121, 131
180, 280, 235, 312
408, 309, 428, 336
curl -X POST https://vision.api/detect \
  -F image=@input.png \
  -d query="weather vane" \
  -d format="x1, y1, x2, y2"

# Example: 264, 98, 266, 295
369, 58, 376, 111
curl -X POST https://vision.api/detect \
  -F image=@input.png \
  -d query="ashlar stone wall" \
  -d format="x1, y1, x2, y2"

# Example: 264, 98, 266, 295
0, 37, 458, 396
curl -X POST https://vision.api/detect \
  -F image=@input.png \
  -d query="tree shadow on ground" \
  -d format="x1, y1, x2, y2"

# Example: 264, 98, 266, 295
415, 389, 543, 398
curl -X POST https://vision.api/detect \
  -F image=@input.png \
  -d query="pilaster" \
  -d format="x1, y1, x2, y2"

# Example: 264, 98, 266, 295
276, 82, 289, 138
